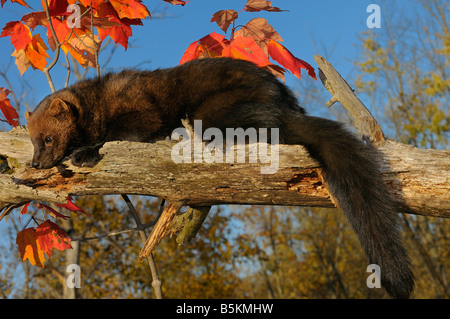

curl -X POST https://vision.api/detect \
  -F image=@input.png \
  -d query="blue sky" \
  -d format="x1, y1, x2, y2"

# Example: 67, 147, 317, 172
0, 0, 409, 124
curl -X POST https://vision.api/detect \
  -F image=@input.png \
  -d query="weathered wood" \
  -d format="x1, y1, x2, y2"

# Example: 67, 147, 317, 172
314, 55, 386, 142
138, 201, 185, 260
0, 126, 449, 219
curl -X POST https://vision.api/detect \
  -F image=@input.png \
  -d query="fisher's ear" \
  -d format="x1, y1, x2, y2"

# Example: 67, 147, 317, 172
25, 111, 32, 121
49, 98, 70, 115
48, 98, 80, 119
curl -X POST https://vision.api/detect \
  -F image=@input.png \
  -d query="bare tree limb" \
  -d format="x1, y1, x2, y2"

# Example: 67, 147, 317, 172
0, 126, 449, 219
314, 55, 386, 142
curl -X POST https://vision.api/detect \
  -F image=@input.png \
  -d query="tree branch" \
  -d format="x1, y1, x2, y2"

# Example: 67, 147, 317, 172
0, 126, 448, 219
314, 55, 386, 142
121, 194, 163, 299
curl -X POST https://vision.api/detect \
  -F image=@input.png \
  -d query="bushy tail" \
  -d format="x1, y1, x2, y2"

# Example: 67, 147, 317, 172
283, 112, 414, 298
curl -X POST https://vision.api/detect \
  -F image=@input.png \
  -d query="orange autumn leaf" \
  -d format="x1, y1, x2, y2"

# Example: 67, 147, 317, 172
16, 227, 46, 268
222, 36, 271, 67
46, 17, 71, 50
179, 40, 200, 64
61, 41, 86, 65
96, 1, 142, 50
45, 16, 99, 66
234, 18, 282, 55
0, 87, 19, 127
1, 0, 31, 8
25, 33, 49, 71
97, 16, 133, 49
35, 220, 72, 258
16, 221, 72, 268
62, 31, 100, 67
109, 0, 150, 20
267, 40, 316, 80
1, 21, 50, 74
0, 21, 32, 52
180, 32, 229, 64
78, 0, 104, 9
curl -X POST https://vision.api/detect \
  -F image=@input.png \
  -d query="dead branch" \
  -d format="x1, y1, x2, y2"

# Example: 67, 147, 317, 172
0, 126, 448, 219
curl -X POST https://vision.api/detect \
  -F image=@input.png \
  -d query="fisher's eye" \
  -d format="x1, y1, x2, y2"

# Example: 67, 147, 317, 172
44, 136, 52, 144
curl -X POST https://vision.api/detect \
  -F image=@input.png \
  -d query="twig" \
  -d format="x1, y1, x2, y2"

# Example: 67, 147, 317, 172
121, 194, 163, 299
64, 52, 71, 88
43, 0, 61, 93
90, 7, 100, 77
71, 226, 143, 242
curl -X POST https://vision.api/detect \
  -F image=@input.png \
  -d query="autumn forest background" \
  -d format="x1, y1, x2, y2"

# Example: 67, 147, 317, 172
0, 0, 449, 299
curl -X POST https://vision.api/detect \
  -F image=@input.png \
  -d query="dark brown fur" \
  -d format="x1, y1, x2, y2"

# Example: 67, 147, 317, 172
26, 58, 414, 298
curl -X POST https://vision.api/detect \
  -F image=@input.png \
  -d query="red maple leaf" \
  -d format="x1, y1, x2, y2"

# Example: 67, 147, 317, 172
78, 0, 105, 9
57, 196, 88, 215
36, 202, 70, 220
98, 16, 133, 49
19, 201, 31, 220
179, 40, 200, 64
16, 228, 46, 268
35, 220, 72, 258
20, 201, 31, 215
0, 87, 19, 127
1, 0, 31, 8
95, 1, 145, 50
40, 0, 71, 16
109, 0, 150, 20
198, 32, 229, 56
46, 17, 71, 49
0, 21, 32, 52
180, 32, 229, 64
222, 36, 271, 67
16, 220, 72, 268
267, 40, 316, 80
234, 18, 282, 55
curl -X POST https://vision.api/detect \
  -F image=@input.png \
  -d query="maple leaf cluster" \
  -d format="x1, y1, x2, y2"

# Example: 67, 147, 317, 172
16, 197, 87, 268
17, 220, 72, 268
180, 0, 316, 82
0, 0, 152, 76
